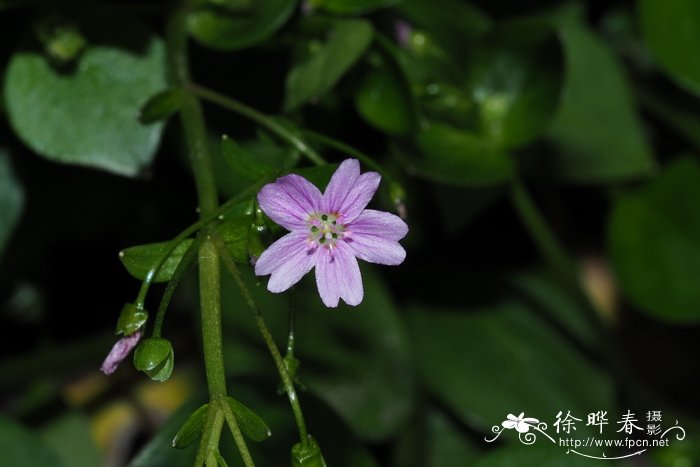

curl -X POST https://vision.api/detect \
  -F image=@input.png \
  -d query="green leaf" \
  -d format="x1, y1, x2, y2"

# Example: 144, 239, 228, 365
188, 0, 296, 51
467, 21, 564, 148
221, 135, 278, 182
311, 0, 397, 14
291, 163, 339, 191
608, 156, 700, 322
0, 149, 24, 259
4, 16, 166, 177
284, 20, 374, 111
640, 0, 700, 97
224, 396, 272, 442
172, 403, 208, 449
0, 415, 65, 467
354, 56, 415, 135
544, 23, 655, 183
217, 215, 250, 263
39, 412, 100, 467
139, 89, 182, 124
398, 122, 513, 187
407, 301, 614, 430
119, 239, 194, 283
474, 444, 599, 467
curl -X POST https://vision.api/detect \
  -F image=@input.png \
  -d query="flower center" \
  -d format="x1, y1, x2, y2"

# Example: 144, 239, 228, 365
308, 212, 345, 248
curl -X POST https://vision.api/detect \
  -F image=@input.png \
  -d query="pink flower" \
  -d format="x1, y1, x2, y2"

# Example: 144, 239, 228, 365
254, 159, 408, 307
100, 331, 142, 375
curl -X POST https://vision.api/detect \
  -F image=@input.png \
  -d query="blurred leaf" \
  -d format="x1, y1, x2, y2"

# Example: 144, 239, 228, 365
39, 412, 100, 467
221, 266, 415, 441
284, 20, 374, 111
0, 149, 24, 259
225, 396, 271, 442
312, 0, 398, 14
354, 55, 415, 135
4, 16, 166, 177
407, 301, 614, 430
139, 89, 182, 124
468, 21, 564, 148
291, 163, 339, 191
608, 156, 700, 322
0, 415, 65, 467
425, 410, 479, 467
120, 239, 194, 283
433, 185, 503, 235
544, 23, 655, 183
398, 122, 513, 187
172, 403, 208, 449
217, 215, 250, 263
474, 444, 600, 467
639, 0, 700, 97
221, 135, 277, 182
188, 0, 296, 51
638, 84, 700, 153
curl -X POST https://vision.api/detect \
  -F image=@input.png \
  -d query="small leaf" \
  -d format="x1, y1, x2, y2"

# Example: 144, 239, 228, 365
115, 303, 148, 336
399, 122, 513, 187
4, 16, 167, 177
188, 0, 296, 51
0, 149, 24, 259
467, 20, 564, 148
172, 403, 208, 449
134, 338, 173, 372
139, 89, 182, 124
221, 135, 277, 182
354, 56, 415, 135
224, 396, 271, 442
608, 156, 700, 322
284, 20, 374, 111
639, 0, 700, 97
216, 215, 250, 263
119, 239, 194, 283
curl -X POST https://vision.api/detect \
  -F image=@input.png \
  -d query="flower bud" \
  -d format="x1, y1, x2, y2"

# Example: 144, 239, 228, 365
115, 303, 148, 336
35, 16, 86, 64
292, 436, 326, 467
133, 338, 174, 382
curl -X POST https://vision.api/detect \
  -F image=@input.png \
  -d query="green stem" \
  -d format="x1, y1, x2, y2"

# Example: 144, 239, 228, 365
286, 292, 296, 357
212, 234, 310, 448
188, 83, 326, 166
166, 5, 254, 467
220, 398, 256, 467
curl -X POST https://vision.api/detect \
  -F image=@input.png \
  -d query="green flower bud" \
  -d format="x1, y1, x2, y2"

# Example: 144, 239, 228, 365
115, 303, 148, 336
134, 338, 174, 382
292, 436, 326, 467
35, 16, 86, 64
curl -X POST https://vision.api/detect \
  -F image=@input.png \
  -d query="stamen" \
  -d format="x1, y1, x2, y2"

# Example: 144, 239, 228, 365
321, 214, 328, 221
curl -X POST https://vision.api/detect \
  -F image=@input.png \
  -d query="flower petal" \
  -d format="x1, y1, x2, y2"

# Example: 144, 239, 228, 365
257, 174, 322, 230
101, 331, 142, 375
345, 233, 406, 266
322, 160, 381, 222
315, 244, 363, 307
255, 232, 317, 293
347, 209, 408, 241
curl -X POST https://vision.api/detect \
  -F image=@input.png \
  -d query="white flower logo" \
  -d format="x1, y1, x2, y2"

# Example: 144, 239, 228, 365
502, 413, 540, 433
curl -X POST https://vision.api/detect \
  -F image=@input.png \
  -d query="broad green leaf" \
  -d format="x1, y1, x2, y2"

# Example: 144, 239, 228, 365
544, 23, 655, 183
0, 149, 24, 259
608, 157, 700, 322
398, 122, 513, 187
217, 215, 250, 263
407, 301, 614, 430
639, 0, 700, 97
224, 396, 272, 442
284, 20, 374, 111
39, 412, 100, 467
311, 0, 398, 14
119, 239, 194, 283
4, 16, 166, 177
221, 135, 278, 182
172, 403, 208, 449
0, 415, 65, 467
188, 0, 296, 51
139, 89, 182, 124
468, 21, 564, 148
354, 56, 415, 135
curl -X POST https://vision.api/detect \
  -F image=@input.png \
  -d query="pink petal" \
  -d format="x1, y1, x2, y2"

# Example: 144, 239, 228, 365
347, 209, 408, 241
315, 244, 363, 308
257, 174, 322, 230
322, 160, 381, 223
255, 232, 318, 292
101, 331, 142, 375
345, 234, 406, 266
